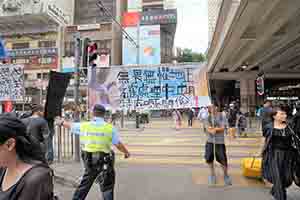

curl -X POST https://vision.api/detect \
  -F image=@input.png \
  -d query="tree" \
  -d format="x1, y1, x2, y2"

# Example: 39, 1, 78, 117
177, 48, 206, 63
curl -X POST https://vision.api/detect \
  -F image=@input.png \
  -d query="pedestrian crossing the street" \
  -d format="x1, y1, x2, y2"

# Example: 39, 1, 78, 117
113, 127, 265, 187
115, 128, 263, 166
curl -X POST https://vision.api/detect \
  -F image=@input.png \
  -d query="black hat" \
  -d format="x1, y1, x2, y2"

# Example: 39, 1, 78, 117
93, 104, 106, 113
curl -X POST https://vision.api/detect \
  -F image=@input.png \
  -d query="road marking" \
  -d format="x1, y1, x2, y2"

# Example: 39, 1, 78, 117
191, 168, 267, 188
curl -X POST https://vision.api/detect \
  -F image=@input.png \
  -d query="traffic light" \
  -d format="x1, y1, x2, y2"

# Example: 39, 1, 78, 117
82, 38, 92, 75
82, 38, 98, 76
88, 42, 98, 68
256, 76, 264, 96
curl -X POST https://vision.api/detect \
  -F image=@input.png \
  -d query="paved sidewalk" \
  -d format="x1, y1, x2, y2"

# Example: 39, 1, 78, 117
53, 162, 300, 200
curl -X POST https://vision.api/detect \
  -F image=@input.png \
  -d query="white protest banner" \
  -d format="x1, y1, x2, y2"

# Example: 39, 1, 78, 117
0, 65, 24, 101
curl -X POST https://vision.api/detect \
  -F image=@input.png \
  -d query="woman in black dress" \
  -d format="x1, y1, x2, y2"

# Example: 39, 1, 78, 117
0, 116, 54, 200
262, 106, 300, 200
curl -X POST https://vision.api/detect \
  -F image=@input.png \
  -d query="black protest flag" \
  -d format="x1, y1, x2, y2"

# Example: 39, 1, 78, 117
44, 71, 71, 120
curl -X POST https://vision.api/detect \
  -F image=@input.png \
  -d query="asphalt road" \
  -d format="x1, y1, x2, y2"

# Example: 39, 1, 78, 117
54, 164, 300, 200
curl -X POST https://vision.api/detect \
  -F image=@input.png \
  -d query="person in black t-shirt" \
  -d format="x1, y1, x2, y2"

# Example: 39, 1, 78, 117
262, 107, 300, 200
0, 116, 53, 200
22, 105, 51, 163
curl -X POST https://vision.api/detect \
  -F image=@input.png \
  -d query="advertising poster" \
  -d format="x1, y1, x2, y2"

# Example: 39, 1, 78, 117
122, 27, 138, 65
139, 25, 161, 65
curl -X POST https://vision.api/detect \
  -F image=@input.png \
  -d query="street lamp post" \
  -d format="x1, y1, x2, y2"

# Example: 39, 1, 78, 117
96, 0, 141, 128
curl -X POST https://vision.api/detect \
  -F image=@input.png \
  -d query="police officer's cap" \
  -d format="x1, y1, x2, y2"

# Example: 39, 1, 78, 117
93, 104, 106, 114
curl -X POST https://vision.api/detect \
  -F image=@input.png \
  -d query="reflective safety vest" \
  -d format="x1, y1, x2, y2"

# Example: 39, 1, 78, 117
80, 122, 113, 153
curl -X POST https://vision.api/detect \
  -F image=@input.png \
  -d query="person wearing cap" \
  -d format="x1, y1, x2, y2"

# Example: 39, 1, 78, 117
56, 104, 130, 200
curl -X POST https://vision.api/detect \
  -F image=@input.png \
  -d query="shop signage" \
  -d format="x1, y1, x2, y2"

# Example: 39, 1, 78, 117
8, 48, 58, 57
122, 12, 141, 27
141, 9, 177, 25
78, 24, 101, 31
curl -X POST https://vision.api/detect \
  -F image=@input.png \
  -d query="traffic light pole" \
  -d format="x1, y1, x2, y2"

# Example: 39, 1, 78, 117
74, 34, 81, 162
136, 22, 141, 129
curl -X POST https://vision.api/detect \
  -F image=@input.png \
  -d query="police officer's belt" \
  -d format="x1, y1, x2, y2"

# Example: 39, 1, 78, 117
82, 151, 110, 159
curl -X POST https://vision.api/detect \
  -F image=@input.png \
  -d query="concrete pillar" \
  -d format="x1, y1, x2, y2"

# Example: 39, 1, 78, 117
240, 79, 256, 114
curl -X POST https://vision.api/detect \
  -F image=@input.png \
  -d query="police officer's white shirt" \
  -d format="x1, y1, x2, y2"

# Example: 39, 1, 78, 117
71, 117, 120, 145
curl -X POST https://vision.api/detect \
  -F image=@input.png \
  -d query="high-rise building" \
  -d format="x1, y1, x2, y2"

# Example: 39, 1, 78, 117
0, 0, 75, 107
74, 0, 123, 24
208, 0, 222, 43
72, 0, 126, 66
122, 0, 177, 65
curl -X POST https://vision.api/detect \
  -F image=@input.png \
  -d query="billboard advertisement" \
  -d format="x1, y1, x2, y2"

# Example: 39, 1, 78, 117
122, 27, 138, 65
88, 65, 210, 111
128, 0, 142, 12
164, 0, 176, 9
139, 25, 161, 65
122, 12, 140, 27
123, 25, 161, 65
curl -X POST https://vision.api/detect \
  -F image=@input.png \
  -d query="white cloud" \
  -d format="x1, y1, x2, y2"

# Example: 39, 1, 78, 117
175, 0, 208, 53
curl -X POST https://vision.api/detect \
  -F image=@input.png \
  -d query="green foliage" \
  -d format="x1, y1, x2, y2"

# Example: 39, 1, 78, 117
177, 48, 206, 63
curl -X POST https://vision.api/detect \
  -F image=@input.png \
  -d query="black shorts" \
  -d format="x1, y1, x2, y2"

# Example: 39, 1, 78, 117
205, 142, 228, 167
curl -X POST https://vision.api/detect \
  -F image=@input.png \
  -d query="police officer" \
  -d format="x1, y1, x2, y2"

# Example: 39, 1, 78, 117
56, 104, 130, 200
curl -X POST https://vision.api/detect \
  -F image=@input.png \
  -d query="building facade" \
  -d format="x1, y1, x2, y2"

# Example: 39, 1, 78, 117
0, 0, 75, 107
72, 0, 125, 66
207, 0, 300, 113
208, 0, 222, 44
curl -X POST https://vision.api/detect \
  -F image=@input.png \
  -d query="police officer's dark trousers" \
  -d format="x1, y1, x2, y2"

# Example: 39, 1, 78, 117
72, 151, 114, 200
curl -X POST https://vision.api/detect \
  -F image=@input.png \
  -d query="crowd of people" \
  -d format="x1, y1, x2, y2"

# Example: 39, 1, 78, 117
172, 103, 247, 137
172, 100, 300, 200
1, 100, 300, 200
0, 103, 130, 200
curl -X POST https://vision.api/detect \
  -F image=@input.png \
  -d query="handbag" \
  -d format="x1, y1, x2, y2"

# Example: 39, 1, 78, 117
241, 155, 262, 179
286, 125, 300, 187
261, 129, 274, 183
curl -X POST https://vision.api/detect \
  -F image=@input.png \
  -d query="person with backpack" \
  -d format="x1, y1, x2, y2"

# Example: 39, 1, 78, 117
227, 103, 238, 138
0, 116, 54, 200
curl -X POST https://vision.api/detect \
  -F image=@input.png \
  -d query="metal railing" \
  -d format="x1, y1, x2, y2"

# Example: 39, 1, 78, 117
54, 126, 75, 162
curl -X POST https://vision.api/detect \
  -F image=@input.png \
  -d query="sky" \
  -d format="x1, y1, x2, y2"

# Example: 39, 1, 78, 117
174, 0, 208, 53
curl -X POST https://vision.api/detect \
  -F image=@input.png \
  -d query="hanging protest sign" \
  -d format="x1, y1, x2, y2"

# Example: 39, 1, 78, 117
0, 65, 24, 101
